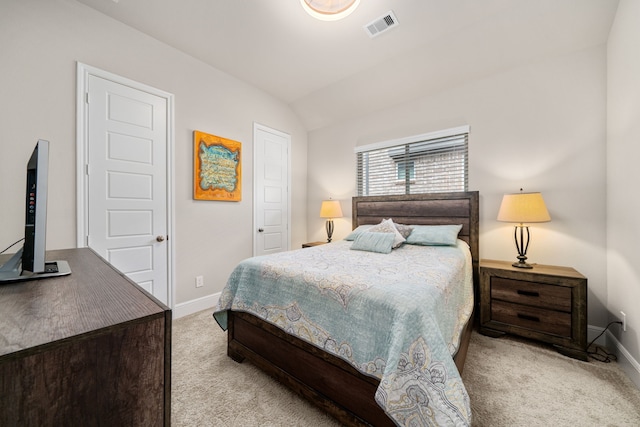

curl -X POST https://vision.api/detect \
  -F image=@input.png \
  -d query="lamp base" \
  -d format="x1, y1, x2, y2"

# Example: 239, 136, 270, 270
512, 261, 533, 269
512, 254, 533, 269
325, 219, 334, 243
511, 226, 534, 268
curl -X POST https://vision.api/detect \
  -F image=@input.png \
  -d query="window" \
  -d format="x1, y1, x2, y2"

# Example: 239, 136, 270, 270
356, 126, 468, 196
396, 161, 415, 181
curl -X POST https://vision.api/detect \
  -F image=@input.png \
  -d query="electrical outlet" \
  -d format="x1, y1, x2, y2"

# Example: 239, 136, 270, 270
195, 275, 204, 288
620, 311, 627, 332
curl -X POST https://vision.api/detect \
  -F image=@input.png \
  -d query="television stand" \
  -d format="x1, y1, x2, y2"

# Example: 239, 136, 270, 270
0, 248, 170, 426
0, 248, 71, 283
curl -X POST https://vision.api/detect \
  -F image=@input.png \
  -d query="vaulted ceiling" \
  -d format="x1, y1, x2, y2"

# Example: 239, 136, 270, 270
76, 0, 618, 130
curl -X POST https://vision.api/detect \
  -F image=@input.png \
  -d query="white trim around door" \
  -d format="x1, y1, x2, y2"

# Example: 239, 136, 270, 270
76, 62, 175, 309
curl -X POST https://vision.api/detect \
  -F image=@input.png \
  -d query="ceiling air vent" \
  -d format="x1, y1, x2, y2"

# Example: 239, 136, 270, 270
364, 11, 399, 38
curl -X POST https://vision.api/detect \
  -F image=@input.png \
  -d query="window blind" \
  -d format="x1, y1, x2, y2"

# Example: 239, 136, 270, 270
356, 127, 468, 196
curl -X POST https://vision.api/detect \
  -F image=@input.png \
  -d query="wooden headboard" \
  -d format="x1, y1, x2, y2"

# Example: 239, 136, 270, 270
352, 191, 480, 290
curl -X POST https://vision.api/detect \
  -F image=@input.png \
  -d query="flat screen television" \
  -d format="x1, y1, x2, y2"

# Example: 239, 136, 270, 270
23, 138, 49, 272
0, 140, 70, 282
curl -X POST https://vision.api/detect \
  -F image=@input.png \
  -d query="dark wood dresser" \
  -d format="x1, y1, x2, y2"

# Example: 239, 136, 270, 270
479, 259, 587, 360
0, 248, 171, 426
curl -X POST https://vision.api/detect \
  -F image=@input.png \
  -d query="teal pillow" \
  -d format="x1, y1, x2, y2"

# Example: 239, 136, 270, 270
405, 225, 463, 246
350, 232, 395, 254
344, 224, 373, 241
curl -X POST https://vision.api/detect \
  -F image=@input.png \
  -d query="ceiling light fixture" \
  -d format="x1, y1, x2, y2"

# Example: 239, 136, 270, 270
300, 0, 361, 21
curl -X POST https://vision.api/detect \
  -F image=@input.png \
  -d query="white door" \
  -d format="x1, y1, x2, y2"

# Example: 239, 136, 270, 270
79, 65, 172, 306
254, 123, 290, 256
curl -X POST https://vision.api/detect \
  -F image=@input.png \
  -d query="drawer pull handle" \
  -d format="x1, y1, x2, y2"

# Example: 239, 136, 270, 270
517, 313, 540, 322
517, 290, 540, 297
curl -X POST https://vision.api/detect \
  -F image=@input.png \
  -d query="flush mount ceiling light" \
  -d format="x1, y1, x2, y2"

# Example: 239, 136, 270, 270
300, 0, 361, 21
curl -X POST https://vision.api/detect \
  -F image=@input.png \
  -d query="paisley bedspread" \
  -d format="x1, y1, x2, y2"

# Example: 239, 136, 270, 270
213, 240, 474, 426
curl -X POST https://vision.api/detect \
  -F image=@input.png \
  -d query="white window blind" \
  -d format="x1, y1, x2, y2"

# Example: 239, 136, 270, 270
356, 126, 468, 196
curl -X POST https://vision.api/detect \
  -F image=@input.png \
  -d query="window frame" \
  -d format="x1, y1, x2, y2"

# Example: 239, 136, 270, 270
355, 125, 469, 196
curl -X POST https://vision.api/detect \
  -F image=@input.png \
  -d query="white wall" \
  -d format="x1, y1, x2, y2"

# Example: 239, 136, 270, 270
307, 46, 609, 326
607, 0, 640, 377
0, 0, 308, 307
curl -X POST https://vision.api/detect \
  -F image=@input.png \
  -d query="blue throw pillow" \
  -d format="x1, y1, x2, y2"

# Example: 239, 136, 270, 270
405, 224, 463, 246
350, 232, 395, 254
344, 224, 373, 241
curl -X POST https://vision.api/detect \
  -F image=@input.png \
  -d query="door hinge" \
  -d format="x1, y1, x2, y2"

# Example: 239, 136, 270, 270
85, 164, 90, 175
85, 92, 90, 104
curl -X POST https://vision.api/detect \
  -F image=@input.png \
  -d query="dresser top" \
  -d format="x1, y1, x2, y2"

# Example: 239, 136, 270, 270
0, 248, 168, 358
480, 259, 586, 280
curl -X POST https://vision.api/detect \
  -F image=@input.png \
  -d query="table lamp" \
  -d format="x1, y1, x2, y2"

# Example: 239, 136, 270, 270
497, 189, 551, 268
319, 199, 343, 242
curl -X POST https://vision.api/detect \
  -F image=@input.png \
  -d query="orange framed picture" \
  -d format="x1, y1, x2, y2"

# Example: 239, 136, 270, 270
193, 130, 242, 201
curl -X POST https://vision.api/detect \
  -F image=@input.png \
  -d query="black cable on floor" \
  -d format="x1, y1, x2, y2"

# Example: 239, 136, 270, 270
586, 320, 623, 363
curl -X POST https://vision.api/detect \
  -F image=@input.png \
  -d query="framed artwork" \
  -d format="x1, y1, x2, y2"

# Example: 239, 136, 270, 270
193, 130, 242, 201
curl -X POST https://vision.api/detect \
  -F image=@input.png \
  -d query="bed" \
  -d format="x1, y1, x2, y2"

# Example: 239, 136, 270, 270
214, 192, 479, 427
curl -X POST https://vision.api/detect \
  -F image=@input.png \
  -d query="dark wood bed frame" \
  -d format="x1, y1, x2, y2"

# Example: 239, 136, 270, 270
226, 192, 479, 427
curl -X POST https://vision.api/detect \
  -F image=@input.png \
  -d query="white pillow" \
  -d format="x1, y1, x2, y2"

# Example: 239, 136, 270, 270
367, 218, 406, 248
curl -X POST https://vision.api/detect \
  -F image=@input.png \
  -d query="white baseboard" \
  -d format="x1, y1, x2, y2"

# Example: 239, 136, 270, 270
606, 329, 640, 390
172, 292, 220, 319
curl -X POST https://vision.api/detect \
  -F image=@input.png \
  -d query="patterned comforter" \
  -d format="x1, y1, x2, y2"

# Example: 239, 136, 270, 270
213, 240, 474, 426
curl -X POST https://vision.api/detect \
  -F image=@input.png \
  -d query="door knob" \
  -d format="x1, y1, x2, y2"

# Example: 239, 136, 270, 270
156, 235, 166, 242
258, 228, 264, 233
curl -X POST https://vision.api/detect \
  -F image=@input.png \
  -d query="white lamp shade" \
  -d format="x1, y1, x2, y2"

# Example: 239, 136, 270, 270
319, 200, 343, 218
497, 192, 551, 224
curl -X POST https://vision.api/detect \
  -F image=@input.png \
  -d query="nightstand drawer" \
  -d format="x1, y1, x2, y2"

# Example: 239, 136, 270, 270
491, 300, 572, 337
491, 277, 571, 312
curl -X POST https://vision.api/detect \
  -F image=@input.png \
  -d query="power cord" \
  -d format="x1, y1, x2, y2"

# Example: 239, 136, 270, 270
0, 238, 24, 255
586, 320, 623, 363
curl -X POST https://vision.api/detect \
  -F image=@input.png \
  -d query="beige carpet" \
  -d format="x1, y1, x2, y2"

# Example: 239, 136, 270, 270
172, 310, 640, 426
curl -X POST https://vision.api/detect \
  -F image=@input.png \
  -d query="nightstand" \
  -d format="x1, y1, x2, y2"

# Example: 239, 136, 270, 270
479, 259, 588, 361
302, 241, 327, 248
